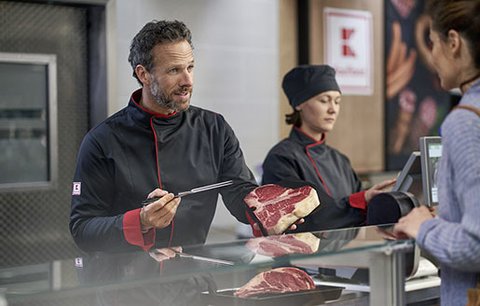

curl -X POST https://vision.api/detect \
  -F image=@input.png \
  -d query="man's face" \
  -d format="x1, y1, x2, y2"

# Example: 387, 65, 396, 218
147, 40, 194, 113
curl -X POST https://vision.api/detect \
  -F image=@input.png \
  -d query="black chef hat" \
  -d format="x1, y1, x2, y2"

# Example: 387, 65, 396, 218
282, 65, 341, 108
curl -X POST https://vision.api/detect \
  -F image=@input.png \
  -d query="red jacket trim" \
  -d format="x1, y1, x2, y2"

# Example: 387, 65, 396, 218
123, 208, 155, 251
349, 191, 367, 211
305, 143, 332, 196
131, 88, 177, 118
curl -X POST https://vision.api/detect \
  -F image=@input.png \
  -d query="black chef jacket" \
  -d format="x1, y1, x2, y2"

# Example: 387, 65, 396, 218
70, 89, 257, 253
261, 127, 366, 231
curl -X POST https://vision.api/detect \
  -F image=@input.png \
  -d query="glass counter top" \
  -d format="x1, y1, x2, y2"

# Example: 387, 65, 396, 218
1, 225, 416, 306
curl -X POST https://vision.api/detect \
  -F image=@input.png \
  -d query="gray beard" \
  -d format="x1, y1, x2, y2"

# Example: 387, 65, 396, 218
150, 79, 190, 113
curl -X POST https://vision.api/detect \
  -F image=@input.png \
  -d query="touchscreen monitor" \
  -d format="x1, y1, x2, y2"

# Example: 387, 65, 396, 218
420, 136, 442, 207
391, 151, 424, 204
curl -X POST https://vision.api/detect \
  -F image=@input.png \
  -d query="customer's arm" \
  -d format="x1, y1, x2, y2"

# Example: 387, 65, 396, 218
416, 112, 480, 271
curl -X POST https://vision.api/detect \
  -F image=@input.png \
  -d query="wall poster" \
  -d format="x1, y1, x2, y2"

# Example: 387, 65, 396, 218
324, 7, 373, 95
385, 0, 451, 170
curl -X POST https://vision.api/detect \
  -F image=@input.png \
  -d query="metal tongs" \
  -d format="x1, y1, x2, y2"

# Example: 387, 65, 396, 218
142, 180, 233, 206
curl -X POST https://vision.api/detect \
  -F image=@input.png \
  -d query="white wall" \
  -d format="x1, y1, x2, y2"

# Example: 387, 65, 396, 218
106, 0, 280, 228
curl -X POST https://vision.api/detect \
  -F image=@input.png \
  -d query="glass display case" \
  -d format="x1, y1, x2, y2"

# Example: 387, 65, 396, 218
1, 225, 439, 306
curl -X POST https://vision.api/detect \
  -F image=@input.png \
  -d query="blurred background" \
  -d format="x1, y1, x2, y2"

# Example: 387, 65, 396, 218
0, 0, 459, 268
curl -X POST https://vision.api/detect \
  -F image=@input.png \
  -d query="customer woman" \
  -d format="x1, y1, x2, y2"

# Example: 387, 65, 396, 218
393, 1, 480, 304
262, 65, 395, 231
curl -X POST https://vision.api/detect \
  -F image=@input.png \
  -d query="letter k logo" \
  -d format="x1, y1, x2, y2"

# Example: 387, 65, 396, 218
341, 28, 356, 57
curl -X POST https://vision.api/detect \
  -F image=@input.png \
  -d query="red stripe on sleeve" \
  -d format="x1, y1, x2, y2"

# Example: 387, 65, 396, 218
123, 208, 155, 251
349, 191, 367, 211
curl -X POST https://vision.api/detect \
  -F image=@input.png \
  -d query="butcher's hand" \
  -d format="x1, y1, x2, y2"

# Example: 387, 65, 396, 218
252, 218, 305, 234
364, 178, 397, 203
287, 218, 305, 231
140, 188, 181, 232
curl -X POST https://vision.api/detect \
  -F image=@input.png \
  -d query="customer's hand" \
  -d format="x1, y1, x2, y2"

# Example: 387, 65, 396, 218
393, 206, 434, 239
140, 188, 181, 231
364, 178, 397, 203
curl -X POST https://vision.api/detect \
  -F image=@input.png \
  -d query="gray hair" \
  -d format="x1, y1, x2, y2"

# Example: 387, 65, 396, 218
128, 20, 194, 84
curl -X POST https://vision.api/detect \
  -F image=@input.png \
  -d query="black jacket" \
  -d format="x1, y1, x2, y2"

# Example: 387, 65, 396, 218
262, 127, 365, 231
70, 89, 257, 252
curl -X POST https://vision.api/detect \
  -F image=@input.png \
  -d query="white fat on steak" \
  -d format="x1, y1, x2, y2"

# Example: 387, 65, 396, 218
245, 232, 320, 257
244, 184, 320, 235
234, 267, 315, 298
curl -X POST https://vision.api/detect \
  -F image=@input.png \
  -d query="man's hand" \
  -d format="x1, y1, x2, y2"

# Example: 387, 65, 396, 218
287, 218, 305, 232
148, 246, 182, 262
140, 188, 181, 231
364, 178, 397, 203
251, 218, 305, 236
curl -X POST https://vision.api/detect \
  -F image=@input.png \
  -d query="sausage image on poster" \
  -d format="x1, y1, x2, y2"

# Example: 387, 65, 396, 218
385, 0, 452, 170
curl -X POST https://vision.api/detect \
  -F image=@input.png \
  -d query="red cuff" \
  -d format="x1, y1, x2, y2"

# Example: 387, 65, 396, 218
349, 191, 367, 211
245, 211, 264, 237
123, 208, 155, 251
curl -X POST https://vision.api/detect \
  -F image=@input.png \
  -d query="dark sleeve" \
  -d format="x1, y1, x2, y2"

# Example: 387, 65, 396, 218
263, 151, 365, 231
276, 179, 365, 232
306, 194, 365, 231
69, 133, 154, 253
329, 155, 367, 212
217, 119, 258, 224
262, 150, 303, 184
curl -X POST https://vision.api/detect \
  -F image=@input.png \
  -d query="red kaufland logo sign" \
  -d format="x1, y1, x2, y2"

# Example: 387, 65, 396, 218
341, 28, 356, 57
324, 7, 372, 95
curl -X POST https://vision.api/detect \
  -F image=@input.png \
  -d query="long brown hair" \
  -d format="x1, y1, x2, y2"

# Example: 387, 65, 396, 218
426, 0, 480, 69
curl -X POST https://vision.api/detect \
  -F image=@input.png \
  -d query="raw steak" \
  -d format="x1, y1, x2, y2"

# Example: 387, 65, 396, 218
234, 267, 315, 298
244, 184, 320, 235
245, 232, 320, 257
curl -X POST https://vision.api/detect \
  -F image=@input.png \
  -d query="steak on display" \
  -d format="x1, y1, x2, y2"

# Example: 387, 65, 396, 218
244, 184, 320, 235
234, 267, 315, 298
245, 232, 320, 257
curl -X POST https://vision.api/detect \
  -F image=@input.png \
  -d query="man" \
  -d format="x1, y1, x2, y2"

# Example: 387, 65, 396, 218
69, 20, 258, 253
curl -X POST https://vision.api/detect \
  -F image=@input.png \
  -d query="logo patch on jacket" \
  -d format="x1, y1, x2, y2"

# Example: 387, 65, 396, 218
72, 182, 81, 195
74, 257, 83, 268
